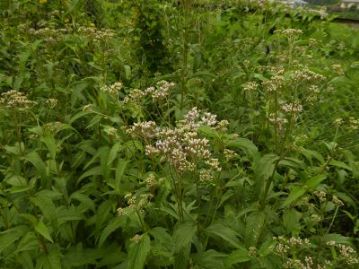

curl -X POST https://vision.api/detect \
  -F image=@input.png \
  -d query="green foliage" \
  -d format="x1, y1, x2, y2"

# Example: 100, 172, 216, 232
0, 0, 358, 268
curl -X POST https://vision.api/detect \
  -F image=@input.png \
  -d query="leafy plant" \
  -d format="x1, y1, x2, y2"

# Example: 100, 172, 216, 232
0, 0, 358, 268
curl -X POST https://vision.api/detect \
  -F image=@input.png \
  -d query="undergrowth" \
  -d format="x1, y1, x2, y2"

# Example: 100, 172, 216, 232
0, 0, 358, 268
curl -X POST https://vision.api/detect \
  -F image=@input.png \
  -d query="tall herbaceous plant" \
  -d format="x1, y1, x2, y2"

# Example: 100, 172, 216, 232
0, 0, 358, 269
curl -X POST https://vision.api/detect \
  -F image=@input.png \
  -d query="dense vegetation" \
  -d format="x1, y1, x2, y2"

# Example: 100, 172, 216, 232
0, 0, 359, 268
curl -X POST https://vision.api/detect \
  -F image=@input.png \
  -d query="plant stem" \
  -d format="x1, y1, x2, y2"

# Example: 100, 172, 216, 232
327, 206, 339, 234
169, 167, 184, 222
180, 0, 191, 109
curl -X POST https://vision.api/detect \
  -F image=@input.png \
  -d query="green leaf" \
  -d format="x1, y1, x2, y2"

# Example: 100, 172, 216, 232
41, 135, 58, 160
114, 160, 128, 189
329, 160, 352, 171
149, 227, 173, 246
56, 206, 84, 225
71, 80, 91, 107
258, 239, 275, 257
4, 143, 25, 155
305, 174, 327, 189
283, 209, 302, 234
193, 250, 227, 269
206, 223, 241, 248
15, 232, 38, 253
198, 126, 220, 139
94, 200, 113, 231
70, 192, 95, 212
281, 186, 306, 208
279, 157, 304, 169
6, 175, 31, 193
124, 64, 132, 80
226, 247, 251, 266
36, 247, 62, 269
69, 110, 94, 124
0, 226, 28, 253
244, 211, 266, 247
24, 151, 47, 179
107, 142, 122, 165
16, 252, 35, 269
320, 234, 353, 245
282, 174, 327, 208
19, 214, 38, 226
77, 166, 102, 185
35, 220, 53, 243
97, 245, 127, 267
98, 217, 124, 247
6, 175, 27, 187
149, 227, 174, 260
64, 246, 102, 267
298, 147, 324, 164
254, 154, 279, 197
127, 233, 151, 269
173, 222, 196, 253
225, 137, 259, 159
30, 195, 57, 222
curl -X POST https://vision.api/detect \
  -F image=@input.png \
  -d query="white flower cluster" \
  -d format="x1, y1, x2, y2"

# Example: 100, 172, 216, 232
275, 236, 358, 268
333, 118, 344, 127
243, 81, 258, 92
43, 121, 65, 133
332, 195, 344, 207
263, 73, 284, 93
123, 81, 175, 104
313, 191, 344, 206
0, 90, 36, 109
224, 149, 238, 161
130, 234, 143, 244
45, 98, 58, 108
199, 170, 213, 183
333, 117, 359, 130
145, 80, 175, 101
181, 107, 219, 129
102, 125, 118, 139
331, 64, 344, 76
123, 89, 146, 104
144, 173, 157, 189
326, 241, 359, 265
274, 236, 311, 255
313, 190, 327, 203
28, 27, 68, 43
127, 107, 226, 174
27, 23, 115, 43
349, 117, 359, 130
126, 121, 158, 139
117, 192, 153, 217
283, 256, 314, 269
146, 125, 214, 173
78, 26, 115, 41
306, 85, 321, 104
281, 102, 303, 113
308, 7, 328, 19
276, 28, 303, 37
292, 68, 326, 83
337, 244, 359, 265
268, 113, 288, 131
100, 81, 123, 95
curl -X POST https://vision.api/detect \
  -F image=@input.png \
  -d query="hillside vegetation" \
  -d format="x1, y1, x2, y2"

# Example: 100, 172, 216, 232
0, 0, 358, 268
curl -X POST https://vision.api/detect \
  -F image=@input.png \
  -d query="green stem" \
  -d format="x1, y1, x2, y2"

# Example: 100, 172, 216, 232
180, 0, 191, 109
326, 206, 339, 234
136, 210, 147, 232
274, 90, 279, 152
169, 167, 184, 222
260, 157, 281, 209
